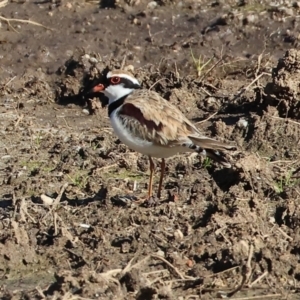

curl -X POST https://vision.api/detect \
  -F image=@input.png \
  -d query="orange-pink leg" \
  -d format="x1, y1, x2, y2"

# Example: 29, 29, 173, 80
148, 156, 155, 198
157, 158, 165, 199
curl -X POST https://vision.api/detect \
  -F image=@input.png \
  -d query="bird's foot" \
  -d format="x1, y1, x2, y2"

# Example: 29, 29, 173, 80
143, 196, 158, 207
134, 195, 158, 207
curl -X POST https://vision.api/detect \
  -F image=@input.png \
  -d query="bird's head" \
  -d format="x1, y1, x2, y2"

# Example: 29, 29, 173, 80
91, 70, 141, 104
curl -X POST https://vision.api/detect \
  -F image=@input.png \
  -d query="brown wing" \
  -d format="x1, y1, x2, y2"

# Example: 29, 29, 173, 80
117, 89, 198, 147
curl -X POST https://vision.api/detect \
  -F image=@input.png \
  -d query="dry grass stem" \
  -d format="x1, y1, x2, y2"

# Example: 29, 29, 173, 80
230, 72, 271, 103
199, 57, 222, 82
248, 271, 268, 288
53, 183, 69, 208
0, 15, 55, 32
4, 75, 16, 87
196, 111, 218, 124
150, 254, 186, 280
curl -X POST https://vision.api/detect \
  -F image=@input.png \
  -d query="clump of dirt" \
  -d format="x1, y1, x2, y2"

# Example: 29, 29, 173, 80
55, 50, 208, 119
264, 48, 300, 119
55, 51, 123, 112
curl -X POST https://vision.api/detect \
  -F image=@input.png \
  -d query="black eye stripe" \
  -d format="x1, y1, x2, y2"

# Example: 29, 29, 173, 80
120, 77, 134, 87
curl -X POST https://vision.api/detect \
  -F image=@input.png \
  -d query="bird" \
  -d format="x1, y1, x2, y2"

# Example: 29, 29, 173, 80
91, 69, 236, 201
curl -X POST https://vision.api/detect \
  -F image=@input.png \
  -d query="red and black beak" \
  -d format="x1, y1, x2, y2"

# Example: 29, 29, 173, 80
90, 83, 106, 93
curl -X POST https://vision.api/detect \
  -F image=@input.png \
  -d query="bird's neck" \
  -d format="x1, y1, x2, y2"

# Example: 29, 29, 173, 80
107, 94, 130, 117
105, 85, 134, 105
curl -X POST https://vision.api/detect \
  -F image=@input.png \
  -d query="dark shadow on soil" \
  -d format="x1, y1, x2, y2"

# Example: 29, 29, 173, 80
208, 168, 240, 192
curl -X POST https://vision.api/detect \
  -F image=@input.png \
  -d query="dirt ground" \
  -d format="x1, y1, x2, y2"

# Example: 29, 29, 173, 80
1, 0, 300, 299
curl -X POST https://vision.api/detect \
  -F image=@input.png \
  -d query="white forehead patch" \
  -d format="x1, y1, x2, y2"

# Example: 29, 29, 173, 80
107, 71, 140, 85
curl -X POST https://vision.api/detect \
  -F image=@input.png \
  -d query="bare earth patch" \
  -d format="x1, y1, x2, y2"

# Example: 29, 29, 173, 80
1, 0, 300, 299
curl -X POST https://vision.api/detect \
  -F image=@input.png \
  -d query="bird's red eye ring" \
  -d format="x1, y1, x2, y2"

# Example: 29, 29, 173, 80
110, 76, 121, 84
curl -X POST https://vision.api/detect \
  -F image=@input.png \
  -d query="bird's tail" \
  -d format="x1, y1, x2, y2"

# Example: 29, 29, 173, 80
188, 136, 236, 168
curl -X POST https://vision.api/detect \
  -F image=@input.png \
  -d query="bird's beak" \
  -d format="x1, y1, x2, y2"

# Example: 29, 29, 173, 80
91, 83, 105, 93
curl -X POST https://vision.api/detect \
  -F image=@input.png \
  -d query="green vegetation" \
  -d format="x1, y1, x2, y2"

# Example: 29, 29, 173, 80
190, 47, 213, 77
202, 157, 212, 169
274, 170, 299, 194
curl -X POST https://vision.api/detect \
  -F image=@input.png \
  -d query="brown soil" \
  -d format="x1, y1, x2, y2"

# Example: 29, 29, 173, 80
1, 0, 300, 299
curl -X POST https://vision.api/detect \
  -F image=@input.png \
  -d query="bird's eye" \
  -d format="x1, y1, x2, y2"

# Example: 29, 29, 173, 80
110, 76, 121, 84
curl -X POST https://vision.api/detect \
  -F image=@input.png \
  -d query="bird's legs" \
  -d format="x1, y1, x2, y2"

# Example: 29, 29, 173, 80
148, 156, 155, 199
145, 157, 165, 204
157, 158, 165, 199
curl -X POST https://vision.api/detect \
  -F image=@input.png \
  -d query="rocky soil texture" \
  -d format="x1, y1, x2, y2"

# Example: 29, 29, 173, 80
1, 0, 300, 299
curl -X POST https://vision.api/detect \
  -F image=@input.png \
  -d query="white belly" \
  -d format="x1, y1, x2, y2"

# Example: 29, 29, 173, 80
110, 113, 189, 158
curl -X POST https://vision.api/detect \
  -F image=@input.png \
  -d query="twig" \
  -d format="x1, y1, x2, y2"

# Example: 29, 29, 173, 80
100, 269, 123, 276
148, 77, 171, 91
120, 255, 151, 276
209, 265, 239, 277
0, 16, 55, 32
53, 183, 69, 208
53, 211, 58, 236
246, 243, 254, 279
277, 226, 293, 241
35, 286, 46, 299
62, 116, 72, 128
4, 76, 16, 87
196, 111, 218, 124
64, 248, 89, 266
248, 271, 268, 288
174, 61, 180, 79
14, 113, 24, 128
230, 72, 271, 103
255, 52, 263, 78
269, 160, 294, 164
200, 86, 211, 96
199, 57, 222, 82
121, 256, 137, 275
146, 24, 153, 43
95, 163, 118, 173
150, 254, 186, 280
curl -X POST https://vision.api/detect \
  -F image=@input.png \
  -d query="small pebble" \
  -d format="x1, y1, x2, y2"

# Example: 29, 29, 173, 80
147, 1, 157, 9
79, 223, 91, 229
245, 14, 258, 24
174, 229, 184, 241
88, 57, 98, 64
236, 118, 248, 128
156, 249, 165, 257
40, 194, 54, 206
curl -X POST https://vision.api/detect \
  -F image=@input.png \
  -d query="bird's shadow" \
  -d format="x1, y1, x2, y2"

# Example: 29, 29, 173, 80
30, 186, 108, 207
207, 167, 240, 192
